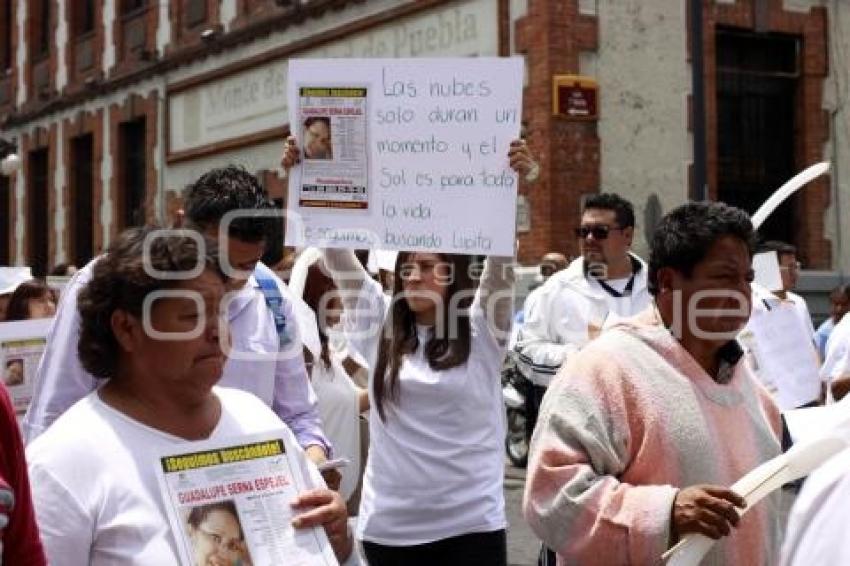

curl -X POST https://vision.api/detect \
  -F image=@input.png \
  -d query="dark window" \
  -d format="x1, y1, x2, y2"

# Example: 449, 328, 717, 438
70, 135, 94, 266
28, 148, 49, 277
185, 0, 208, 28
72, 0, 96, 37
121, 0, 146, 15
716, 29, 799, 245
0, 1, 12, 71
0, 175, 9, 265
31, 0, 51, 59
119, 119, 146, 229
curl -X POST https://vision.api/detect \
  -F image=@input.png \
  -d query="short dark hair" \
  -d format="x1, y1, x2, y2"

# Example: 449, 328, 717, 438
5, 279, 51, 321
759, 240, 797, 257
582, 193, 635, 229
183, 166, 278, 244
648, 201, 756, 296
186, 500, 243, 539
77, 226, 222, 380
49, 263, 76, 276
304, 116, 331, 129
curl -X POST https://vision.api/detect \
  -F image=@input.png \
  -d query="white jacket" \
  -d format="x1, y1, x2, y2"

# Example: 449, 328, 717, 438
513, 253, 651, 386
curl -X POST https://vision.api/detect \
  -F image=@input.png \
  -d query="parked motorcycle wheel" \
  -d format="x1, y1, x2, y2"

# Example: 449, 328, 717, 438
505, 407, 528, 468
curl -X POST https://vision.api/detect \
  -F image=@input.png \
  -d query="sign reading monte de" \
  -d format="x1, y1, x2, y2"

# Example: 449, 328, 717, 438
285, 57, 523, 257
167, 0, 499, 160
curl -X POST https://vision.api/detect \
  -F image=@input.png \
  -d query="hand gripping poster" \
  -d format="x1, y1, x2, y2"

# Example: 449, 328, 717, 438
156, 431, 339, 566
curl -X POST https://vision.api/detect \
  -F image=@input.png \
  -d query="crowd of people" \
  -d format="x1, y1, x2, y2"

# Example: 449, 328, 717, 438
0, 135, 849, 566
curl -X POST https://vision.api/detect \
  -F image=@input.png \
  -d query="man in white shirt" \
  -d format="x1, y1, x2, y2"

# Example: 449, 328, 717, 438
23, 166, 332, 466
739, 241, 820, 408
762, 241, 815, 337
513, 194, 651, 437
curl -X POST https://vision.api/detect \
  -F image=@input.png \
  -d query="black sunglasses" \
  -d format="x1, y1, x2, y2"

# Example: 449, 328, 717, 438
575, 225, 621, 240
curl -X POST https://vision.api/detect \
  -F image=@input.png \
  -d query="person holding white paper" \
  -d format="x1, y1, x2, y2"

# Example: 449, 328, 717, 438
26, 228, 355, 566
523, 202, 783, 565
283, 139, 534, 564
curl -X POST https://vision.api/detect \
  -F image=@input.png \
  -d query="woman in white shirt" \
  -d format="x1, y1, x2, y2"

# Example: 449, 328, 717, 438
283, 138, 532, 565
26, 227, 354, 566
290, 248, 369, 503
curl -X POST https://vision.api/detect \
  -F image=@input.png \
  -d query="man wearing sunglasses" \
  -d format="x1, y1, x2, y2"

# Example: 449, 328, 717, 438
513, 193, 651, 435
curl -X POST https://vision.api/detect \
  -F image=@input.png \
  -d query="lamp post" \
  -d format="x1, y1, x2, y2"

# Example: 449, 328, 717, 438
0, 137, 20, 177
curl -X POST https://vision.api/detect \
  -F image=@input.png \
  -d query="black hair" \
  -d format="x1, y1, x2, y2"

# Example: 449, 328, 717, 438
582, 193, 636, 229
304, 116, 331, 129
49, 263, 76, 276
5, 279, 52, 321
373, 252, 474, 422
183, 166, 278, 244
77, 226, 223, 380
648, 201, 756, 296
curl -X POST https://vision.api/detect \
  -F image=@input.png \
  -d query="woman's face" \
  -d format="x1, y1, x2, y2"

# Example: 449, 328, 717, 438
190, 509, 244, 566
125, 269, 228, 397
399, 253, 451, 323
28, 292, 56, 319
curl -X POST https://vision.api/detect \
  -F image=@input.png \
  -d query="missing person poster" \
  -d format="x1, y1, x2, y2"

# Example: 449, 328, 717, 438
298, 86, 369, 210
156, 431, 338, 566
0, 318, 51, 414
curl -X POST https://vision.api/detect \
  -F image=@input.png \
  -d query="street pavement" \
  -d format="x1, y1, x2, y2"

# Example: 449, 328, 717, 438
505, 462, 540, 566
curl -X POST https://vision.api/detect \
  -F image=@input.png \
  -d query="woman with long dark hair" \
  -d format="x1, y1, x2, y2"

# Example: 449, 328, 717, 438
324, 248, 513, 565
284, 137, 534, 565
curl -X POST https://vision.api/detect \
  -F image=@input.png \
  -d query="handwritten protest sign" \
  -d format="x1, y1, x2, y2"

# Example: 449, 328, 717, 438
285, 57, 523, 256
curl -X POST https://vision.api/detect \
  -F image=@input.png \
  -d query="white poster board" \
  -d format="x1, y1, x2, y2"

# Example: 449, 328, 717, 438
285, 57, 523, 256
156, 431, 338, 566
740, 302, 821, 409
0, 318, 51, 414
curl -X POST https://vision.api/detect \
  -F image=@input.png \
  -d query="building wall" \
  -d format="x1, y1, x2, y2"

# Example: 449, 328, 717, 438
1, 0, 849, 274
582, 0, 692, 260
822, 0, 850, 277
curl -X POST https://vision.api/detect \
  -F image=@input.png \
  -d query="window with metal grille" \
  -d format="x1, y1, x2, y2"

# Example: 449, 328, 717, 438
716, 28, 799, 245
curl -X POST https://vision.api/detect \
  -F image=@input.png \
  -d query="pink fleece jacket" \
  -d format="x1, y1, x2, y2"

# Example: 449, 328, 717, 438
523, 308, 782, 565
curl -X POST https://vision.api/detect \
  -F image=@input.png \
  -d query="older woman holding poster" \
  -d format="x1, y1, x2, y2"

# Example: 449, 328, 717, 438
524, 202, 784, 565
26, 227, 354, 566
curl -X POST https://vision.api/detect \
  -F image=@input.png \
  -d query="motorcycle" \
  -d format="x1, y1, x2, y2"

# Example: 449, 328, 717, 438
502, 352, 531, 468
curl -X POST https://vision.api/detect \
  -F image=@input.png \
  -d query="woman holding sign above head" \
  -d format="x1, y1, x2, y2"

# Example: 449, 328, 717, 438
25, 227, 356, 566
283, 138, 537, 565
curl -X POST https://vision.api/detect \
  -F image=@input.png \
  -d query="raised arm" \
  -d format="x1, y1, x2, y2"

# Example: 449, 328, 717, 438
474, 255, 515, 348
323, 248, 387, 369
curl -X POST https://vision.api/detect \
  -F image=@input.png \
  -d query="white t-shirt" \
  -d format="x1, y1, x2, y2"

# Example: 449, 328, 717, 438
312, 353, 362, 501
781, 447, 850, 565
26, 387, 295, 566
351, 280, 508, 545
823, 314, 850, 382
